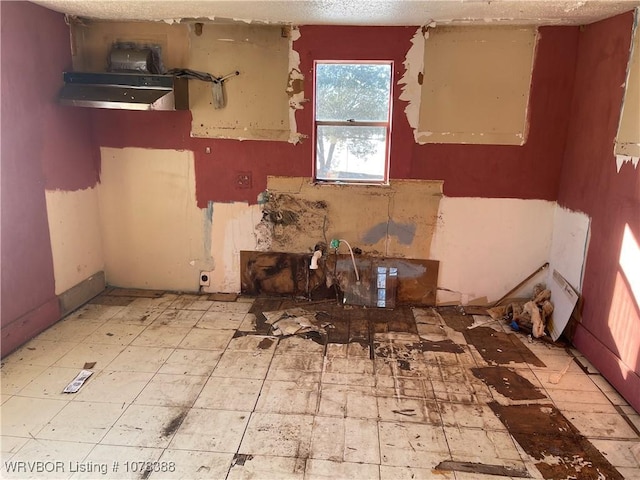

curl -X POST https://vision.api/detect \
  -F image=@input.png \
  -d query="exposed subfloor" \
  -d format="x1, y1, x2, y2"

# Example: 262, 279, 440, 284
1, 290, 639, 480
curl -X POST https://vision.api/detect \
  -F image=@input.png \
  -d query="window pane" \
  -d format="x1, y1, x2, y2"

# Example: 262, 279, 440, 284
315, 63, 391, 122
315, 125, 387, 181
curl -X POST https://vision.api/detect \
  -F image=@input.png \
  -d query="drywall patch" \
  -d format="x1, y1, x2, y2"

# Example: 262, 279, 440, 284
45, 187, 104, 295
430, 197, 555, 304
98, 147, 212, 291
398, 24, 431, 140
418, 25, 537, 145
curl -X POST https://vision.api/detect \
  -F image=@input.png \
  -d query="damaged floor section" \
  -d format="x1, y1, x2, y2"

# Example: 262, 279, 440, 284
1, 291, 639, 479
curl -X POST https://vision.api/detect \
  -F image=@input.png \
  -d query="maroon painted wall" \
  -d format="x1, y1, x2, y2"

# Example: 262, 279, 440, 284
1, 1, 98, 356
557, 11, 640, 411
91, 25, 578, 207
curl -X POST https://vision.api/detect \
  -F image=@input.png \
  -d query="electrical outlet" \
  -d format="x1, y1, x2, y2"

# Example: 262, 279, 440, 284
199, 271, 211, 287
236, 172, 252, 189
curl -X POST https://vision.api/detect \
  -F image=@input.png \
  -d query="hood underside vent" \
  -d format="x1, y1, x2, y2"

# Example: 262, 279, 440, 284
59, 72, 189, 111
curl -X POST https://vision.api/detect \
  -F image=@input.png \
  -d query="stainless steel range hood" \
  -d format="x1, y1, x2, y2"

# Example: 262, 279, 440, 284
59, 72, 189, 111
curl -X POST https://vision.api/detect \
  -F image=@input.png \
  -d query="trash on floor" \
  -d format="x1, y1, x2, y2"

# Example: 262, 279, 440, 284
263, 308, 332, 337
487, 283, 554, 338
62, 369, 93, 393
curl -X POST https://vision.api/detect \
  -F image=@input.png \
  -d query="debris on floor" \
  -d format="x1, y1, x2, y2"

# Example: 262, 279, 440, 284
62, 369, 93, 393
263, 308, 332, 337
487, 283, 554, 338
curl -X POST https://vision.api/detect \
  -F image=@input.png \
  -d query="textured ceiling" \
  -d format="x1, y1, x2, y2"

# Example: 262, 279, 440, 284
33, 0, 640, 26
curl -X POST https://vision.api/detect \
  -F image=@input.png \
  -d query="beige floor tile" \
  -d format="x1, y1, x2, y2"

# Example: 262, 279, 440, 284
256, 380, 319, 415
237, 313, 258, 332
158, 349, 223, 376
534, 371, 601, 392
152, 310, 205, 329
19, 366, 89, 400
6, 340, 77, 367
168, 295, 214, 311
1, 394, 10, 404
554, 400, 619, 414
129, 293, 178, 309
178, 328, 235, 350
239, 412, 314, 457
439, 402, 507, 431
589, 439, 640, 468
275, 336, 325, 356
0, 436, 29, 455
35, 319, 104, 343
68, 304, 124, 321
380, 465, 454, 479
310, 416, 379, 464
208, 301, 252, 313
107, 306, 165, 326
53, 343, 125, 371
134, 374, 207, 407
130, 325, 191, 348
105, 346, 174, 373
84, 324, 146, 346
267, 353, 324, 382
323, 357, 375, 386
377, 396, 441, 425
73, 444, 163, 479
211, 351, 273, 380
375, 375, 432, 398
227, 335, 279, 352
545, 387, 612, 405
102, 404, 187, 448
197, 311, 246, 330
444, 427, 523, 464
565, 411, 639, 439
378, 421, 449, 469
3, 439, 94, 480
155, 449, 234, 479
1, 363, 48, 395
317, 384, 378, 419
347, 342, 370, 358
304, 459, 380, 480
1, 397, 68, 437
37, 401, 125, 443
193, 377, 262, 411
226, 455, 305, 480
73, 370, 153, 404
169, 408, 250, 453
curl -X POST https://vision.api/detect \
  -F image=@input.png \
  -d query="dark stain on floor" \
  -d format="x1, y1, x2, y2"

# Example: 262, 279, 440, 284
464, 327, 546, 367
162, 411, 188, 438
257, 338, 275, 349
489, 403, 624, 480
435, 460, 531, 478
472, 366, 547, 400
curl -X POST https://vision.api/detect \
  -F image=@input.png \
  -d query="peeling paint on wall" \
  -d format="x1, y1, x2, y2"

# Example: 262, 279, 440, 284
398, 24, 431, 140
615, 9, 640, 158
287, 27, 306, 145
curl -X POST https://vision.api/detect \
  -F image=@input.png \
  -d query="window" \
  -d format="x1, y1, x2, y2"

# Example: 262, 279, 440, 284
314, 62, 393, 183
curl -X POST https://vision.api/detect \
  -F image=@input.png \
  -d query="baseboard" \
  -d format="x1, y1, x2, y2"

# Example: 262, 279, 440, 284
58, 271, 106, 317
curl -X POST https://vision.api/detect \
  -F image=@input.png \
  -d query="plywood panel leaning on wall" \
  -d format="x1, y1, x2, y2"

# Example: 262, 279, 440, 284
418, 26, 537, 145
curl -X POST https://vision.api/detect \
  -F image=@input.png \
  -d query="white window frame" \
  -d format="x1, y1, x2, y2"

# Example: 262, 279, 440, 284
313, 60, 393, 184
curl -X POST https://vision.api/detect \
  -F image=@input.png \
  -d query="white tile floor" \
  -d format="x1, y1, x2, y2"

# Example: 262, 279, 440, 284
1, 293, 639, 480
